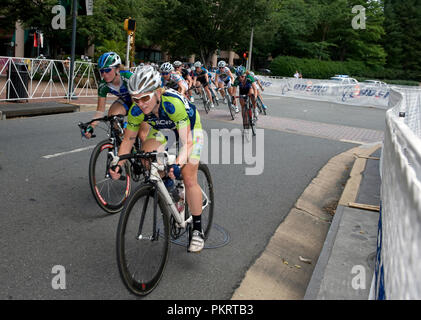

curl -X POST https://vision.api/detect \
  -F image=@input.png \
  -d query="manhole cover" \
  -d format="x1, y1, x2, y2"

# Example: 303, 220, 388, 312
157, 219, 230, 249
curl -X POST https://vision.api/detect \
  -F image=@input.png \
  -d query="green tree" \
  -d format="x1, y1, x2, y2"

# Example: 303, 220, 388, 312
384, 0, 421, 77
141, 0, 270, 64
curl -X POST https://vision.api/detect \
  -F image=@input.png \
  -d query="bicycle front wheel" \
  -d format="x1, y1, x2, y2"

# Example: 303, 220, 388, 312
249, 103, 256, 136
257, 96, 266, 115
226, 90, 235, 120
117, 184, 170, 296
89, 139, 131, 214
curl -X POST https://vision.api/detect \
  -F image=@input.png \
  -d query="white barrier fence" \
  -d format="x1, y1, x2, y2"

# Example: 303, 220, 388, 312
257, 76, 391, 108
375, 87, 421, 299
0, 56, 99, 101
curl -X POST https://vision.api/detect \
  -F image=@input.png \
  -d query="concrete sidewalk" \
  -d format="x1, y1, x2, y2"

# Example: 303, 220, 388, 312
0, 101, 79, 119
304, 148, 381, 300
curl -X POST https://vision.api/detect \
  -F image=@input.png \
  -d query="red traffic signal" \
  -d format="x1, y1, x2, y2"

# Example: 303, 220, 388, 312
243, 52, 249, 60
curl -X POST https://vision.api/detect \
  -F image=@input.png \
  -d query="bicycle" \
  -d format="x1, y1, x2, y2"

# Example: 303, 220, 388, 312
193, 85, 211, 113
78, 115, 144, 214
238, 94, 258, 137
114, 151, 214, 296
256, 95, 267, 116
209, 86, 219, 107
217, 87, 236, 120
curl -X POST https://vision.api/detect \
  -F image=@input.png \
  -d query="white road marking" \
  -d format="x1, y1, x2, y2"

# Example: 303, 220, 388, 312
42, 145, 96, 159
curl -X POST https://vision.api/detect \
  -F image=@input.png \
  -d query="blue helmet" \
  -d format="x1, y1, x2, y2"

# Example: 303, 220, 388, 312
97, 52, 121, 69
236, 66, 246, 76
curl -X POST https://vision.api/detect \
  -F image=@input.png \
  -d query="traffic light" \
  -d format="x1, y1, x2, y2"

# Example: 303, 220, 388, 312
243, 51, 249, 60
124, 18, 136, 34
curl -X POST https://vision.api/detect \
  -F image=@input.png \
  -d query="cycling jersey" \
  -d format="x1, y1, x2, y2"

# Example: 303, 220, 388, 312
233, 75, 255, 95
161, 71, 188, 91
127, 88, 203, 160
178, 68, 190, 81
98, 70, 133, 111
193, 67, 209, 86
208, 72, 216, 85
193, 67, 208, 79
216, 67, 231, 81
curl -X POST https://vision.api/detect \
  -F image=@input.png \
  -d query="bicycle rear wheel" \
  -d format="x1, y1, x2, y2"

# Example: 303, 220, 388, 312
184, 163, 215, 242
116, 184, 170, 296
89, 139, 131, 214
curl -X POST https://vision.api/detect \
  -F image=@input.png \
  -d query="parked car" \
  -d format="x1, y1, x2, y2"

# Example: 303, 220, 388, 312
329, 75, 359, 85
257, 68, 271, 75
362, 80, 388, 86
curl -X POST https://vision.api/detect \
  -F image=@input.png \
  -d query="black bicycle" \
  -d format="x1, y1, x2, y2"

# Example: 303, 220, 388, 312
115, 151, 214, 296
78, 115, 144, 214
238, 94, 258, 137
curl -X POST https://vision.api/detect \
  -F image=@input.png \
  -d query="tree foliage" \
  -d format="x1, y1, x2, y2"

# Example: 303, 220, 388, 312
140, 0, 270, 63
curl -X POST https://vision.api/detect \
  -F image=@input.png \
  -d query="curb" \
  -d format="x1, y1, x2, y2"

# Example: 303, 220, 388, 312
303, 144, 381, 300
303, 205, 346, 299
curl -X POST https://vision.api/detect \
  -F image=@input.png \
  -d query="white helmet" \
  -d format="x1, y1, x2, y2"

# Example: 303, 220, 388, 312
128, 65, 161, 95
160, 62, 174, 73
194, 61, 202, 68
173, 61, 183, 67
218, 60, 226, 68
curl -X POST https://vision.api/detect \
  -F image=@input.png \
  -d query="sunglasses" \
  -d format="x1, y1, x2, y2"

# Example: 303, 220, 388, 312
161, 72, 170, 76
100, 68, 113, 74
132, 92, 155, 104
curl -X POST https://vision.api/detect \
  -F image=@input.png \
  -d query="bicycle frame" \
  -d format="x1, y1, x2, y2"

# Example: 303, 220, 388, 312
111, 151, 210, 232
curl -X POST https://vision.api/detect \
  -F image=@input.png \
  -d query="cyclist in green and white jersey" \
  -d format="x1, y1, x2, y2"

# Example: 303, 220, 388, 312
109, 65, 206, 253
84, 52, 143, 138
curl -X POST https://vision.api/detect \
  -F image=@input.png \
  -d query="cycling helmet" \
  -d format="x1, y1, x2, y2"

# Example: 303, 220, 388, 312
97, 52, 121, 69
218, 60, 226, 68
173, 61, 183, 67
194, 61, 202, 68
236, 66, 246, 76
160, 62, 174, 73
128, 65, 161, 95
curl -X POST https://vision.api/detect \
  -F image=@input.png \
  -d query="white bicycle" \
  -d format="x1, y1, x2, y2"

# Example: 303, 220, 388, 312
112, 151, 214, 296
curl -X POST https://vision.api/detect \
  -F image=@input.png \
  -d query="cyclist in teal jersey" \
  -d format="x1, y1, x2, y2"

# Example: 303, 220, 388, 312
232, 66, 258, 129
83, 52, 148, 138
109, 65, 206, 253
192, 61, 215, 109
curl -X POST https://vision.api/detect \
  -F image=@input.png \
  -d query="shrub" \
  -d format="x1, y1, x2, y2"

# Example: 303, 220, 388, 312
270, 56, 420, 81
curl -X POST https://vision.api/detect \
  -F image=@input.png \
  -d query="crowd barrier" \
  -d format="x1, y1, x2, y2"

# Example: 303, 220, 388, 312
374, 87, 421, 299
257, 76, 391, 108
0, 56, 99, 101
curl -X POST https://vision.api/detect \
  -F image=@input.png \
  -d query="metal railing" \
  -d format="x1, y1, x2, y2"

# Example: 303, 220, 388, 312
0, 56, 99, 101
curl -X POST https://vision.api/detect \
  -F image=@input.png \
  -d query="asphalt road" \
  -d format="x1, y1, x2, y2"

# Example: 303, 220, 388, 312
0, 95, 385, 300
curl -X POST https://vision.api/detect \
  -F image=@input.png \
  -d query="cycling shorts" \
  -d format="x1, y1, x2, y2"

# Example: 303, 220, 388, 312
197, 76, 209, 87
114, 98, 131, 113
146, 126, 204, 161
218, 77, 232, 88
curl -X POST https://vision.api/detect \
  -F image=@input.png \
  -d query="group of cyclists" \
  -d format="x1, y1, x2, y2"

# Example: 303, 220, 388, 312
82, 51, 269, 253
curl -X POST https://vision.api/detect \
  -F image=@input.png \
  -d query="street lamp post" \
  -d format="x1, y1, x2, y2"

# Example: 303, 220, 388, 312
246, 27, 254, 71
68, 0, 78, 100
